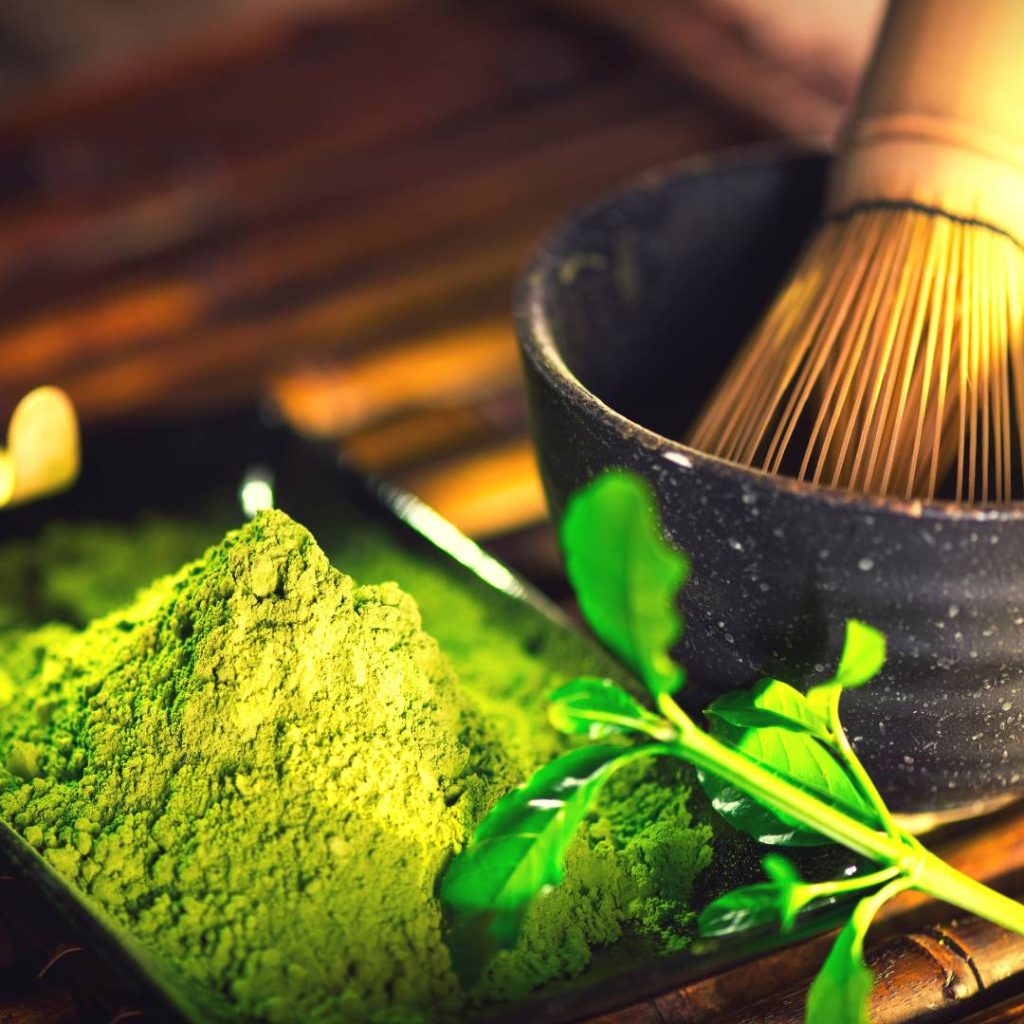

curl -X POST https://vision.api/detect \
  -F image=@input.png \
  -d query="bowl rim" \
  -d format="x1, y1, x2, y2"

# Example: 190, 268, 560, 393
516, 146, 1024, 525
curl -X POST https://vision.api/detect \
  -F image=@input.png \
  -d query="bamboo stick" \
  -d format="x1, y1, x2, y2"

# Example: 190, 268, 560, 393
714, 916, 1024, 1024
0, 5, 589, 217
0, 72, 677, 286
958, 992, 1024, 1023
0, 104, 730, 420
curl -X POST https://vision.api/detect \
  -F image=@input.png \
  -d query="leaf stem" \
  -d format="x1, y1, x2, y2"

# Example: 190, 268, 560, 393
850, 875, 914, 956
801, 865, 900, 903
915, 848, 1024, 935
658, 693, 898, 863
577, 711, 677, 742
823, 688, 900, 841
655, 693, 1024, 937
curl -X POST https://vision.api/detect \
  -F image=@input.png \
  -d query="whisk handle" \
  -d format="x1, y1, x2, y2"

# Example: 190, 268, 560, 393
830, 0, 1024, 239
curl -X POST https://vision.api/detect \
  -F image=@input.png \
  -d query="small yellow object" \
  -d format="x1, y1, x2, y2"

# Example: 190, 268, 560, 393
0, 452, 12, 506
0, 386, 80, 509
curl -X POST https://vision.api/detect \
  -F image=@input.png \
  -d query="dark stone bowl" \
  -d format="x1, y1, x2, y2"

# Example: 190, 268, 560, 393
516, 148, 1024, 817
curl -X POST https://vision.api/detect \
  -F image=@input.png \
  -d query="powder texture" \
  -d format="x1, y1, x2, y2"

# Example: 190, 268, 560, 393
0, 515, 227, 631
0, 509, 713, 1021
480, 764, 712, 1002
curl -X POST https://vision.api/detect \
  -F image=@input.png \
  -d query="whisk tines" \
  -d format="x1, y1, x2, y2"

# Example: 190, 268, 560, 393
688, 206, 1024, 503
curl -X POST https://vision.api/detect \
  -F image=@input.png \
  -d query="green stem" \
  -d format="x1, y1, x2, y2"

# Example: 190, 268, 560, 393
658, 693, 899, 862
655, 694, 1024, 937
848, 875, 914, 956
824, 688, 900, 840
801, 865, 900, 903
915, 848, 1024, 935
561, 710, 676, 742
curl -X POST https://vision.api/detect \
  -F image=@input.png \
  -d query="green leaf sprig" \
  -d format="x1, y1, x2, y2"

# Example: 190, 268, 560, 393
441, 469, 1024, 1022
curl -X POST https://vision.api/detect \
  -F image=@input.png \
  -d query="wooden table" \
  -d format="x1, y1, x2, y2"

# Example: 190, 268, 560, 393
1, 2, 1023, 1021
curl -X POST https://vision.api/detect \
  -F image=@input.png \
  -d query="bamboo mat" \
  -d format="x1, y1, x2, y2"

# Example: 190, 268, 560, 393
2, 1, 1024, 1021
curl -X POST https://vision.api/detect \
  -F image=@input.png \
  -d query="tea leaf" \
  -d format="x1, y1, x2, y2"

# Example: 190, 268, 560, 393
700, 719, 877, 845
441, 744, 638, 986
559, 471, 689, 696
548, 677, 666, 739
808, 621, 886, 717
806, 902, 875, 1024
830, 620, 886, 690
706, 679, 829, 739
698, 882, 784, 937
699, 854, 808, 937
763, 854, 810, 931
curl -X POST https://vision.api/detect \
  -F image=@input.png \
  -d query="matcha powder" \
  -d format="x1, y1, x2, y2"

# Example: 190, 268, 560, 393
0, 510, 713, 1022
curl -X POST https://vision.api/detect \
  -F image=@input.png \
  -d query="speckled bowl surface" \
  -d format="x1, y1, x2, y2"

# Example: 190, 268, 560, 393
516, 148, 1024, 816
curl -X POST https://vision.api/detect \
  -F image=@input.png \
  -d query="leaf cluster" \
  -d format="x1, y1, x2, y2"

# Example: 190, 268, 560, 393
440, 470, 1024, 1022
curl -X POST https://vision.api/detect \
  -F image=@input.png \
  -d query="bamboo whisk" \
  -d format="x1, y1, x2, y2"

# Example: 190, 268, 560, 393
688, 0, 1024, 503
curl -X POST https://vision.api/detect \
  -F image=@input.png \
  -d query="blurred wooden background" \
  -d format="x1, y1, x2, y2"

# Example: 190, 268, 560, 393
0, 0, 883, 597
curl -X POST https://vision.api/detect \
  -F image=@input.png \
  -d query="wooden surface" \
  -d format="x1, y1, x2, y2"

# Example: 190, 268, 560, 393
0, 0, 762, 563
2, 1, 1024, 1022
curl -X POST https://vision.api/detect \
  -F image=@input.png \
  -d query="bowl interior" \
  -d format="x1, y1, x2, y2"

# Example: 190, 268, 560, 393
545, 149, 827, 442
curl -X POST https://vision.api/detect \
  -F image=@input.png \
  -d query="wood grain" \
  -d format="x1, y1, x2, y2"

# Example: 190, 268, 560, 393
959, 992, 1024, 1023
0, 1, 764, 556
545, 0, 852, 137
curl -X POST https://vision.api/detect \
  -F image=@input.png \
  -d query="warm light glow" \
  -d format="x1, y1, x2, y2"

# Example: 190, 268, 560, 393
0, 386, 80, 509
239, 467, 275, 518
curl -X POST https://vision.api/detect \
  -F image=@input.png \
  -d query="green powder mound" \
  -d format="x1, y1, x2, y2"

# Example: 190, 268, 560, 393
321, 517, 719, 993
0, 515, 227, 631
326, 520, 619, 771
0, 509, 715, 1020
0, 511, 516, 1021
480, 761, 713, 1003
